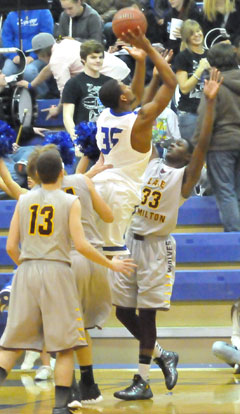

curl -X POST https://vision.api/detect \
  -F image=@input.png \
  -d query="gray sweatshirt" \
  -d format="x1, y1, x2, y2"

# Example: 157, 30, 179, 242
58, 3, 103, 43
194, 69, 240, 151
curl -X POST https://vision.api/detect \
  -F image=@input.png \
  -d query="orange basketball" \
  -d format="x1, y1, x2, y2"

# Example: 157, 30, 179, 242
112, 7, 148, 38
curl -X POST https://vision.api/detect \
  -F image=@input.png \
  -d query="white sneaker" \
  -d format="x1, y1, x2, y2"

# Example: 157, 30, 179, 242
50, 357, 56, 371
21, 351, 40, 370
35, 365, 53, 381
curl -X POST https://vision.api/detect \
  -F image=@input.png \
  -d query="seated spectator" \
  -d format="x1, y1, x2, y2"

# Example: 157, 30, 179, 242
212, 300, 240, 374
57, 0, 103, 42
50, 0, 63, 23
202, 0, 240, 48
103, 0, 142, 49
174, 19, 210, 141
160, 0, 203, 59
1, 9, 54, 97
141, 0, 171, 44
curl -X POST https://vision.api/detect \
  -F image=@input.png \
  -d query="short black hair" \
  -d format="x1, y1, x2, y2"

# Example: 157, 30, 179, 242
36, 150, 62, 184
207, 43, 238, 71
99, 79, 123, 109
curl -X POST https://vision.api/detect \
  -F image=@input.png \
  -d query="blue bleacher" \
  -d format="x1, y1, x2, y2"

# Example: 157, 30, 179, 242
178, 196, 221, 225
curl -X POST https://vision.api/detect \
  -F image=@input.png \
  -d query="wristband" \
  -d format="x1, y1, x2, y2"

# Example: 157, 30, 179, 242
28, 82, 32, 89
193, 73, 200, 81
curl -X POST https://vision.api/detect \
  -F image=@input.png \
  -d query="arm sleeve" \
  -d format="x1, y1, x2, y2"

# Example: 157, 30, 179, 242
1, 13, 18, 60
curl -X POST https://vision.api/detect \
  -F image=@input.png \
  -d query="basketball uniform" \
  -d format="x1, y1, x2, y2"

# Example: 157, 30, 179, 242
62, 174, 112, 329
111, 157, 187, 310
0, 188, 87, 352
93, 108, 152, 255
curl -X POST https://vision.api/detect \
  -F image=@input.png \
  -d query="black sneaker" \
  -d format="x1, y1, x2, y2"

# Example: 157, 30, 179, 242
154, 350, 179, 390
79, 381, 103, 404
67, 381, 82, 409
52, 407, 70, 414
114, 374, 153, 401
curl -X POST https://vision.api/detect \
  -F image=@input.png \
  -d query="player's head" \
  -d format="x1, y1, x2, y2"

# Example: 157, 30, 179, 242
165, 139, 194, 166
27, 147, 43, 186
207, 42, 238, 71
36, 150, 63, 184
27, 144, 59, 187
99, 79, 135, 110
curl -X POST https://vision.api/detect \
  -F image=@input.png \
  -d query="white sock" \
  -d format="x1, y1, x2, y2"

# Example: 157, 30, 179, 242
153, 341, 163, 358
138, 363, 150, 382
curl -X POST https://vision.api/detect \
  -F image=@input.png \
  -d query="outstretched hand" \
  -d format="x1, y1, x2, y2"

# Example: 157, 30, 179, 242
123, 46, 147, 62
119, 27, 151, 53
204, 68, 223, 101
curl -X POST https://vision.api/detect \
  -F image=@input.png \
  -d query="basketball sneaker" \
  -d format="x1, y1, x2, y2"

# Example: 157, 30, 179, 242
52, 407, 71, 414
67, 379, 82, 409
154, 350, 179, 390
35, 365, 53, 381
231, 300, 240, 350
114, 374, 153, 401
21, 351, 40, 370
79, 381, 103, 404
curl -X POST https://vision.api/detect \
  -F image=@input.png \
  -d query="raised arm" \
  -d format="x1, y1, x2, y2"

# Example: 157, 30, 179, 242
120, 29, 177, 152
6, 202, 21, 266
181, 68, 223, 198
84, 175, 114, 223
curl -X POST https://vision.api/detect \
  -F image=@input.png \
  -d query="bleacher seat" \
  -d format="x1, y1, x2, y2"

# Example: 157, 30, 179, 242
178, 196, 221, 225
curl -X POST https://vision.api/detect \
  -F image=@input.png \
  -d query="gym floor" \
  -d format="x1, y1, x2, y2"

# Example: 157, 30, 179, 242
0, 367, 240, 414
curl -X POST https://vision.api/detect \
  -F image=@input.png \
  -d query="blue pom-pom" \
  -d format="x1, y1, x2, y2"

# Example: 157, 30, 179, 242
0, 120, 16, 157
43, 131, 75, 166
74, 121, 100, 161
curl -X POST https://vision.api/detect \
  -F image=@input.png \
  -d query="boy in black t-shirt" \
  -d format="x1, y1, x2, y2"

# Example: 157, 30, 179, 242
62, 40, 111, 141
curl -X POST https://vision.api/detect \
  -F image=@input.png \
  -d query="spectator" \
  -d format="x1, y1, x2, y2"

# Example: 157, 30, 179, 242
141, 0, 171, 44
212, 299, 240, 374
57, 0, 103, 42
160, 0, 203, 58
50, 0, 63, 23
202, 0, 240, 48
62, 40, 112, 140
174, 19, 210, 141
17, 33, 130, 119
193, 42, 240, 231
1, 9, 54, 97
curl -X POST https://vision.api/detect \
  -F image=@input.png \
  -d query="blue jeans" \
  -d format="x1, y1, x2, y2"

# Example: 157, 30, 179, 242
207, 150, 240, 231
2, 58, 49, 97
177, 111, 198, 142
212, 341, 240, 366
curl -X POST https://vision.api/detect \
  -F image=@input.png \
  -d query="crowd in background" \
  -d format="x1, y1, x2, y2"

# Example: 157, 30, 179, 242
0, 0, 239, 232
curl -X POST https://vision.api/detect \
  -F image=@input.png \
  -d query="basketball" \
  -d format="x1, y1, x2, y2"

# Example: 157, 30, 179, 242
112, 7, 148, 39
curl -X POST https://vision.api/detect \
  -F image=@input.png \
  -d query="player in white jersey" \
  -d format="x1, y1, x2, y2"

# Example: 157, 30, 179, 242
111, 69, 223, 400
0, 150, 136, 414
92, 28, 177, 256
